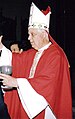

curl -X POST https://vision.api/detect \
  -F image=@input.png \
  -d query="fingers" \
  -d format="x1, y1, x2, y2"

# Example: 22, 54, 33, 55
0, 74, 17, 87
1, 76, 10, 87
0, 74, 11, 81
0, 76, 6, 80
0, 73, 10, 77
2, 81, 6, 86
2, 79, 8, 86
0, 74, 9, 85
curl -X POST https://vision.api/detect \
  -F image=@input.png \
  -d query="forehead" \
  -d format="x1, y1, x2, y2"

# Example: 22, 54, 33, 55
28, 28, 38, 33
28, 28, 43, 36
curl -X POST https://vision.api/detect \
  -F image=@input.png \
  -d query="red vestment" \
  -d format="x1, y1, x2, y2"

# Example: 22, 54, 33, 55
4, 35, 72, 119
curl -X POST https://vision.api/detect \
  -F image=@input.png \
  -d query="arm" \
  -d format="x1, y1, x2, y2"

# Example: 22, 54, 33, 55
0, 53, 59, 119
0, 74, 56, 119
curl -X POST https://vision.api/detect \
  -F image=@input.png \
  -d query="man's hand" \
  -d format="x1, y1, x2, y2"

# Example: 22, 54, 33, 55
0, 74, 18, 88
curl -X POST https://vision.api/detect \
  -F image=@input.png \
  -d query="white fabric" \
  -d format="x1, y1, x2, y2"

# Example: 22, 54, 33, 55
0, 45, 12, 66
29, 50, 43, 78
0, 45, 12, 91
29, 2, 51, 32
45, 106, 56, 119
17, 78, 48, 119
29, 42, 52, 78
17, 79, 56, 119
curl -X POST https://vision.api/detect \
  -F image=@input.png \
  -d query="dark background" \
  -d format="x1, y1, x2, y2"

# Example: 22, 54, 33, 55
0, 0, 75, 116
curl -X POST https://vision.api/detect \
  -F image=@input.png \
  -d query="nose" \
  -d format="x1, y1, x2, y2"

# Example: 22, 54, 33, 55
28, 34, 33, 42
28, 35, 30, 41
28, 34, 31, 41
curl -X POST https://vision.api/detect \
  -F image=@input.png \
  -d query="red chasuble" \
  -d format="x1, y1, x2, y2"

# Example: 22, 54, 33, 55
4, 35, 72, 119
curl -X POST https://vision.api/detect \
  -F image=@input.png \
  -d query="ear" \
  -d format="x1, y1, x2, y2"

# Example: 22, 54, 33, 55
42, 30, 48, 40
41, 30, 46, 38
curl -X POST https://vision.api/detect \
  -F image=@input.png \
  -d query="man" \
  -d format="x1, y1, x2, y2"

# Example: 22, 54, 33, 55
9, 41, 23, 53
0, 30, 11, 119
0, 2, 72, 119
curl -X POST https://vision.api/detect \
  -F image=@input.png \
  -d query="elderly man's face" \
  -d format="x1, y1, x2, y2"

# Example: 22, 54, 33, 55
28, 28, 45, 50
